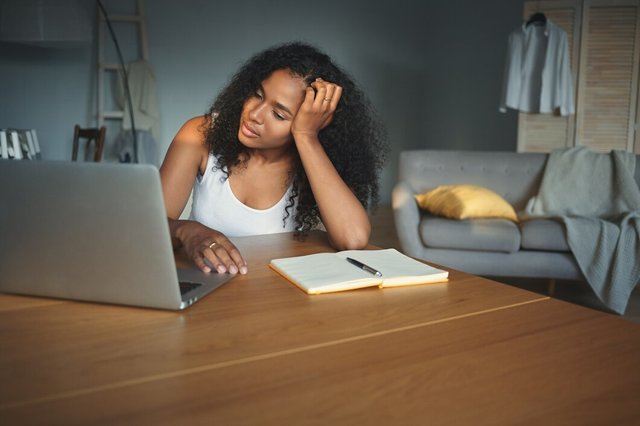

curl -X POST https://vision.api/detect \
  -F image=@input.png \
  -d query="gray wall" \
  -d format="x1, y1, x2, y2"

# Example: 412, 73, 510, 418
0, 0, 522, 203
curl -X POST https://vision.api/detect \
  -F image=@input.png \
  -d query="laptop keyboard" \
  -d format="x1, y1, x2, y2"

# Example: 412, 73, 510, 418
179, 281, 202, 295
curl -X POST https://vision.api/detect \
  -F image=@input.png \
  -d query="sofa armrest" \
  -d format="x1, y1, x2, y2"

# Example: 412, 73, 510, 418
392, 181, 423, 257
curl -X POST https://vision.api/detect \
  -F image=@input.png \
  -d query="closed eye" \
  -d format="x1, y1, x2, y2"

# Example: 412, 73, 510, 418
252, 86, 290, 120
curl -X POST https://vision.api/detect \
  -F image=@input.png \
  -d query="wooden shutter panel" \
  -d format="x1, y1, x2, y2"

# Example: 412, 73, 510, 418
518, 1, 581, 152
575, 0, 640, 152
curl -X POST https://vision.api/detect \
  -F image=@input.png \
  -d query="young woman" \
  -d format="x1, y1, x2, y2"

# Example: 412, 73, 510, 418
160, 42, 387, 275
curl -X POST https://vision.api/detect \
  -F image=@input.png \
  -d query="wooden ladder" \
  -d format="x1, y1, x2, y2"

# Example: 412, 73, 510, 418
96, 0, 149, 130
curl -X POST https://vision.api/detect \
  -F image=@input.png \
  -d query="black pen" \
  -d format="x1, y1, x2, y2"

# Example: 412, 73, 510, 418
346, 257, 383, 277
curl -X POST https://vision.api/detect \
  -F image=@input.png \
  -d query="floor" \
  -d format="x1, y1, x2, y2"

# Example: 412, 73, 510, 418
369, 204, 640, 325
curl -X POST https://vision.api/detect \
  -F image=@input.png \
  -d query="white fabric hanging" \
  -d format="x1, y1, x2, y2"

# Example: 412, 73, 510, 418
499, 18, 574, 116
117, 59, 161, 140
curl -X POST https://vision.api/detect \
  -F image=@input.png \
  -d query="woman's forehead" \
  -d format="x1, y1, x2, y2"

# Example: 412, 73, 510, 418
261, 69, 307, 106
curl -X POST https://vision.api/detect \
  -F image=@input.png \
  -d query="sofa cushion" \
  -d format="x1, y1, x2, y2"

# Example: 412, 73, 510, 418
419, 215, 521, 253
415, 185, 518, 222
519, 219, 570, 252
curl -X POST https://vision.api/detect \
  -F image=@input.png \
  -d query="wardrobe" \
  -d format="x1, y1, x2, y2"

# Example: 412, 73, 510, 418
518, 0, 640, 153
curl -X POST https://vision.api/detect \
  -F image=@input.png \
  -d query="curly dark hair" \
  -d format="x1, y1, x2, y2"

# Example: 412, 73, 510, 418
203, 42, 387, 232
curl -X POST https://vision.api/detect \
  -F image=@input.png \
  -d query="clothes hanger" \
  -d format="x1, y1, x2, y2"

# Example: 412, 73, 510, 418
526, 12, 547, 26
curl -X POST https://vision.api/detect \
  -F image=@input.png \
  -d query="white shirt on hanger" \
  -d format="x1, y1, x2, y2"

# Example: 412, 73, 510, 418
500, 18, 574, 116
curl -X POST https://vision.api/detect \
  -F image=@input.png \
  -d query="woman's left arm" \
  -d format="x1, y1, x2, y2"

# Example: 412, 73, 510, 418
291, 79, 371, 250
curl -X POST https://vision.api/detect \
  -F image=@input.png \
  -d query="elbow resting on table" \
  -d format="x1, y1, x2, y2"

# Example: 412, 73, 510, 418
330, 227, 370, 251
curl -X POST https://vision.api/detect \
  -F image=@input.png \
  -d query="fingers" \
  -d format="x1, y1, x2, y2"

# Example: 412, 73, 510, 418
311, 78, 341, 112
303, 86, 315, 109
204, 239, 247, 275
312, 84, 332, 110
292, 78, 342, 137
192, 238, 248, 275
321, 85, 342, 128
193, 255, 213, 274
176, 221, 248, 275
329, 85, 342, 111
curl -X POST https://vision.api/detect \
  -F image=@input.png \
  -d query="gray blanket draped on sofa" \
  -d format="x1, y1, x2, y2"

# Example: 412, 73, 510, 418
525, 147, 640, 314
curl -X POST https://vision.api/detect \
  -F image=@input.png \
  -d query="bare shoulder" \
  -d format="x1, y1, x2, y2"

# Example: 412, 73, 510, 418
161, 115, 210, 176
173, 115, 210, 148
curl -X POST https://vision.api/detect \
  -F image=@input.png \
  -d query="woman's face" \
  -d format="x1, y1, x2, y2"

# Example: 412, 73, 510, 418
238, 69, 307, 151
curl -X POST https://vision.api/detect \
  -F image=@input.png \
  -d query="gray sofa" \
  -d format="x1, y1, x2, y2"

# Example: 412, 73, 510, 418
392, 150, 640, 280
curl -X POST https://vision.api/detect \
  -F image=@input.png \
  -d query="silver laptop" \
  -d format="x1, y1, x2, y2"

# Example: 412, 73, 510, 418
0, 160, 235, 310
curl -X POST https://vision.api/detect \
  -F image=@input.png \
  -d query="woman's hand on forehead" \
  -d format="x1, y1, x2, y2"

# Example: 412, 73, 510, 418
290, 78, 342, 138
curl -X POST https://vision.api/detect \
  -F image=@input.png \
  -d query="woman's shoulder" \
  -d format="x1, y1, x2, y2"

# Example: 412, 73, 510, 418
173, 115, 210, 146
164, 115, 211, 174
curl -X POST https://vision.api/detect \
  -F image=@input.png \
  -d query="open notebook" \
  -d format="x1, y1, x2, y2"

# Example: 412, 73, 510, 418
270, 248, 449, 295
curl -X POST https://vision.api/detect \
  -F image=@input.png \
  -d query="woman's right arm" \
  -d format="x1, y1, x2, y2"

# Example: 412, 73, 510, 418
160, 116, 247, 275
160, 116, 207, 222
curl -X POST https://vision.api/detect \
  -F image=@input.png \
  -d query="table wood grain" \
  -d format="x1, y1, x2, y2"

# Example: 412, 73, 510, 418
4, 232, 633, 425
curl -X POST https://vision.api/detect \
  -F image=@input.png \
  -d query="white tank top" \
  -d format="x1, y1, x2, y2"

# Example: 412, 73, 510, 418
189, 154, 298, 237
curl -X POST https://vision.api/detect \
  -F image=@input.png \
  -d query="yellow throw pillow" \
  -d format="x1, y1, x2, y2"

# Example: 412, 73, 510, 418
415, 185, 518, 222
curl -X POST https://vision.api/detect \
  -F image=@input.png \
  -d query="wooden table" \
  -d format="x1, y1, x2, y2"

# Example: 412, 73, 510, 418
1, 231, 639, 425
